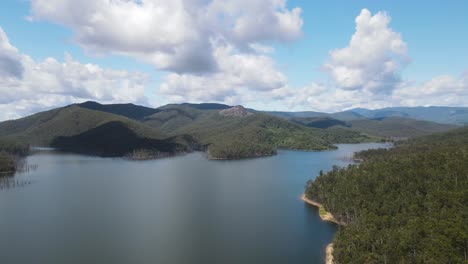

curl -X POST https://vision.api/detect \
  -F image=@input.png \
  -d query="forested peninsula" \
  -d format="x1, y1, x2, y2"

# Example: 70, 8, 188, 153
305, 127, 468, 263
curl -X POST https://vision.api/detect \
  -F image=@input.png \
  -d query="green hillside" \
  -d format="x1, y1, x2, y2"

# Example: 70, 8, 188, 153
0, 105, 166, 146
291, 115, 456, 138
144, 105, 372, 159
79, 101, 160, 120
268, 106, 468, 125
348, 117, 457, 138
291, 116, 349, 129
305, 127, 468, 263
0, 102, 374, 160
143, 104, 211, 133
51, 121, 192, 158
349, 106, 468, 125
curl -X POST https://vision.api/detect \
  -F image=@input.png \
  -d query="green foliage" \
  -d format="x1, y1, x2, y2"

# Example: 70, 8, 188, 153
348, 117, 456, 138
0, 154, 15, 173
275, 113, 456, 139
79, 101, 159, 120
0, 105, 166, 146
305, 127, 468, 263
0, 138, 29, 156
291, 116, 349, 129
0, 102, 373, 159
51, 121, 190, 157
208, 139, 276, 160
0, 138, 29, 173
144, 106, 372, 159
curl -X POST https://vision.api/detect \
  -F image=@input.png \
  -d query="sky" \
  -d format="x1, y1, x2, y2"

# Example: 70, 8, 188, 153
0, 0, 467, 120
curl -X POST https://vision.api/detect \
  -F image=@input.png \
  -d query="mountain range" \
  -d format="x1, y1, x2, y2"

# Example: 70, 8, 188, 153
0, 102, 462, 159
269, 106, 468, 125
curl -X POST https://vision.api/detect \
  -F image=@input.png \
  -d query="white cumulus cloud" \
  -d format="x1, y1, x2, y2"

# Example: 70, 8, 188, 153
393, 72, 468, 107
0, 26, 149, 121
324, 8, 408, 93
159, 43, 287, 103
0, 28, 23, 78
30, 0, 303, 74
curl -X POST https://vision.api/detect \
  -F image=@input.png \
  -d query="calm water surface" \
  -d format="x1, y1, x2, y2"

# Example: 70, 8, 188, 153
0, 143, 389, 264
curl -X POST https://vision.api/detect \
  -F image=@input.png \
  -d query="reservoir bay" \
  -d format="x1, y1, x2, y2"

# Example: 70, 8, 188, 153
0, 143, 388, 264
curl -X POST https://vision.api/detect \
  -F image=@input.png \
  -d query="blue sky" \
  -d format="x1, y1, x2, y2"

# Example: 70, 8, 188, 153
279, 0, 468, 86
0, 0, 467, 120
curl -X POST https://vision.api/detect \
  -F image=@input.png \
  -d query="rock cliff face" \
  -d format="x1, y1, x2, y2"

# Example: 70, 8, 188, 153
219, 105, 253, 117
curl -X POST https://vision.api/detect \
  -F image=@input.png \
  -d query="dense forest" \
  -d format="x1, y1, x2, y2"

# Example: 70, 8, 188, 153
290, 116, 456, 138
145, 105, 375, 159
51, 121, 195, 159
0, 103, 374, 159
0, 101, 461, 160
305, 127, 468, 263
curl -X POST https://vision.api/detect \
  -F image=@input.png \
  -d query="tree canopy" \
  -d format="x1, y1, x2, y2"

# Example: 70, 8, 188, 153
305, 127, 468, 263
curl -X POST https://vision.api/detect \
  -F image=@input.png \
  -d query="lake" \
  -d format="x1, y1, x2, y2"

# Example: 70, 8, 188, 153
0, 143, 389, 264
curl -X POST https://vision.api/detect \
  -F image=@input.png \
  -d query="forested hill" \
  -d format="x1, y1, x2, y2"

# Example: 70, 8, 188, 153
285, 116, 456, 138
0, 103, 373, 159
144, 104, 373, 159
79, 101, 160, 120
305, 127, 468, 263
0, 101, 462, 160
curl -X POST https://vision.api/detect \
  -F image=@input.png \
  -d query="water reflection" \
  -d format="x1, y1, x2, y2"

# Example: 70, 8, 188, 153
0, 160, 37, 190
0, 143, 387, 264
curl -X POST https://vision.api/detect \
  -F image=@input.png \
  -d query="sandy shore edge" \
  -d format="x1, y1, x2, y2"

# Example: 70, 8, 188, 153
301, 194, 344, 264
300, 194, 343, 225
325, 243, 334, 264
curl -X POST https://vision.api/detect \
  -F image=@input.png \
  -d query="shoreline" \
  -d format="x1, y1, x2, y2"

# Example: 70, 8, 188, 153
301, 194, 344, 264
325, 243, 334, 264
300, 194, 344, 225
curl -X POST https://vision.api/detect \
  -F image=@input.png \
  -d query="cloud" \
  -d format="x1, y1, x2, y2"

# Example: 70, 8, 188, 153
265, 72, 468, 113
0, 26, 149, 121
0, 28, 23, 78
3, 4, 466, 119
30, 0, 303, 74
393, 72, 468, 107
324, 9, 408, 93
245, 83, 394, 113
159, 43, 287, 103
28, 0, 304, 111
206, 0, 303, 46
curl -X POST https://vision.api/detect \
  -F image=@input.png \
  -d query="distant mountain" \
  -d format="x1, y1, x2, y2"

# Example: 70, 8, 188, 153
178, 103, 231, 110
0, 105, 165, 146
348, 117, 457, 138
267, 106, 468, 125
219, 105, 252, 117
0, 101, 462, 159
290, 115, 455, 138
347, 106, 468, 125
0, 102, 373, 159
79, 101, 160, 120
266, 111, 326, 119
329, 111, 366, 121
51, 121, 191, 158
0, 105, 194, 158
143, 104, 372, 159
267, 109, 366, 121
291, 117, 349, 129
